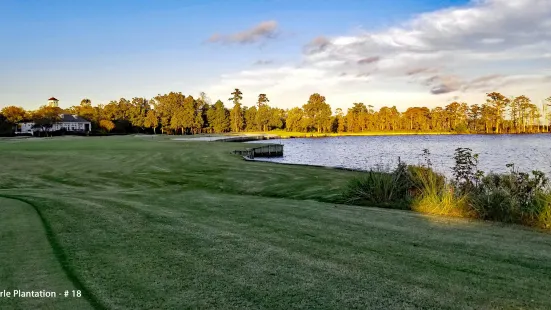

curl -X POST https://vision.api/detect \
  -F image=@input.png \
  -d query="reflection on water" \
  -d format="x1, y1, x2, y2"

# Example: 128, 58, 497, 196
248, 134, 551, 176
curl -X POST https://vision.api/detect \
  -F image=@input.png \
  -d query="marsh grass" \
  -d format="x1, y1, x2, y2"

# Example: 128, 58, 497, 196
343, 161, 411, 208
345, 148, 551, 229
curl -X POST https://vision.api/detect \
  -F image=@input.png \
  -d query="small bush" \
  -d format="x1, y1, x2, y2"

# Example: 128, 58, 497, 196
412, 186, 472, 217
534, 191, 551, 229
343, 168, 410, 208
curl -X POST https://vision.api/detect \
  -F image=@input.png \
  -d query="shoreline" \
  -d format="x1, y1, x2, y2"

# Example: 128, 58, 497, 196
229, 131, 551, 140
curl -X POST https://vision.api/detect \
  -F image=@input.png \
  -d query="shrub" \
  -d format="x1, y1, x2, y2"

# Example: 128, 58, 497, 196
343, 171, 409, 208
451, 148, 484, 194
409, 163, 472, 217
342, 148, 551, 230
473, 166, 551, 225
412, 185, 472, 217
534, 191, 551, 229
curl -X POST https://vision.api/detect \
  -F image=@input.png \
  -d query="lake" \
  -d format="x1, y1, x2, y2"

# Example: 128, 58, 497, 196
247, 134, 551, 177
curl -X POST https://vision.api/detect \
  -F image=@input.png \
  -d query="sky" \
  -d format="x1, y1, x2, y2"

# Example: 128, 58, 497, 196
0, 0, 550, 111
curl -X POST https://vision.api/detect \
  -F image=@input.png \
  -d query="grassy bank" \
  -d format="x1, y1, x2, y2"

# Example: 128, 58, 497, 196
1, 136, 551, 309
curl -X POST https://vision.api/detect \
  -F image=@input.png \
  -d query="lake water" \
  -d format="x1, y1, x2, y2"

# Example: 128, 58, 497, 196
247, 134, 551, 176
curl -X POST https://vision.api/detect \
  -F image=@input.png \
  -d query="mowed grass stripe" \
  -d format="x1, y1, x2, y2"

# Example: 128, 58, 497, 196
0, 197, 94, 310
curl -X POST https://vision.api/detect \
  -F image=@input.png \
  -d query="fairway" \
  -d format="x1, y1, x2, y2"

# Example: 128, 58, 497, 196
1, 136, 551, 309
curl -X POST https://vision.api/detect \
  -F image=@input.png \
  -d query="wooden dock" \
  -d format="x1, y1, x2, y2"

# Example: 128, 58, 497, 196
232, 144, 283, 159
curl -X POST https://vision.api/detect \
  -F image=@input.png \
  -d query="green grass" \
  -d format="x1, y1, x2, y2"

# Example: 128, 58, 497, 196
0, 197, 92, 310
1, 136, 551, 309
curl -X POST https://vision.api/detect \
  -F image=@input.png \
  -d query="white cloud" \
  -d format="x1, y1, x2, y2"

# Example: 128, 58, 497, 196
205, 0, 551, 110
208, 21, 279, 45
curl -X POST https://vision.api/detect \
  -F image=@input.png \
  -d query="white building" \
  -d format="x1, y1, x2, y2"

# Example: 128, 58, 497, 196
48, 97, 59, 107
16, 97, 92, 134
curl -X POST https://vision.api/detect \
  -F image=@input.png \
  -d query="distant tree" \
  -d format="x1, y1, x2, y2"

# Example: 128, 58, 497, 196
286, 107, 304, 132
194, 92, 210, 134
335, 108, 346, 133
256, 105, 271, 132
545, 97, 551, 133
99, 119, 115, 133
211, 100, 230, 133
171, 106, 187, 135
229, 89, 244, 132
244, 106, 258, 131
468, 104, 481, 133
480, 103, 496, 134
1, 106, 26, 125
181, 95, 197, 134
303, 93, 332, 133
512, 95, 532, 133
31, 105, 62, 136
347, 103, 368, 132
128, 97, 150, 131
486, 92, 510, 133
269, 108, 285, 130
155, 92, 186, 134
257, 93, 269, 107
144, 110, 159, 134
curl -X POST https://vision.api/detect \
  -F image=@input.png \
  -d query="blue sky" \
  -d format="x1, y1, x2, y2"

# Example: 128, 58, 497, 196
1, 0, 549, 111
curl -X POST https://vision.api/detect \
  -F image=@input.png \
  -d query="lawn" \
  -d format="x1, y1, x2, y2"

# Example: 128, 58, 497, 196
1, 136, 551, 309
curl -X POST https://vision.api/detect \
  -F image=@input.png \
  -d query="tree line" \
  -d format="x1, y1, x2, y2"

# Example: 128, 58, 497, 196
1, 90, 551, 136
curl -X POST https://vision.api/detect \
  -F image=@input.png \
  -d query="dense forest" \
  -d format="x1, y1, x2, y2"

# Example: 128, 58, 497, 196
1, 89, 551, 136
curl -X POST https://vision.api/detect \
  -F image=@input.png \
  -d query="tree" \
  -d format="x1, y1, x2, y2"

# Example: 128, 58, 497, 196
144, 110, 159, 134
286, 107, 304, 132
211, 100, 230, 133
468, 104, 481, 133
99, 119, 115, 133
229, 89, 244, 132
31, 105, 62, 136
403, 107, 430, 131
480, 104, 496, 134
335, 108, 346, 133
256, 105, 271, 132
257, 93, 269, 107
244, 106, 258, 131
486, 92, 510, 133
182, 95, 197, 134
303, 93, 332, 133
155, 92, 185, 134
346, 103, 368, 132
128, 97, 150, 131
545, 97, 551, 133
171, 106, 187, 135
1, 106, 26, 125
512, 95, 532, 133
194, 92, 210, 134
528, 102, 541, 133
269, 108, 285, 130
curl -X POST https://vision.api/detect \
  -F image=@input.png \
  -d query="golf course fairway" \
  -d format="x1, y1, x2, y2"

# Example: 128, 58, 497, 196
1, 136, 551, 309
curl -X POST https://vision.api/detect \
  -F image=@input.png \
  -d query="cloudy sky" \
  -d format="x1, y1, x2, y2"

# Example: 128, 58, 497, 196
1, 0, 550, 111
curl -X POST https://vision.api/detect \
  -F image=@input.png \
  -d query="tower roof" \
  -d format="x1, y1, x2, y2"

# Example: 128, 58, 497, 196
48, 97, 58, 101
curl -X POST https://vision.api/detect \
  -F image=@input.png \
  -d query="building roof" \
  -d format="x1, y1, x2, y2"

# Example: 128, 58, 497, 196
59, 114, 90, 123
48, 97, 58, 101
